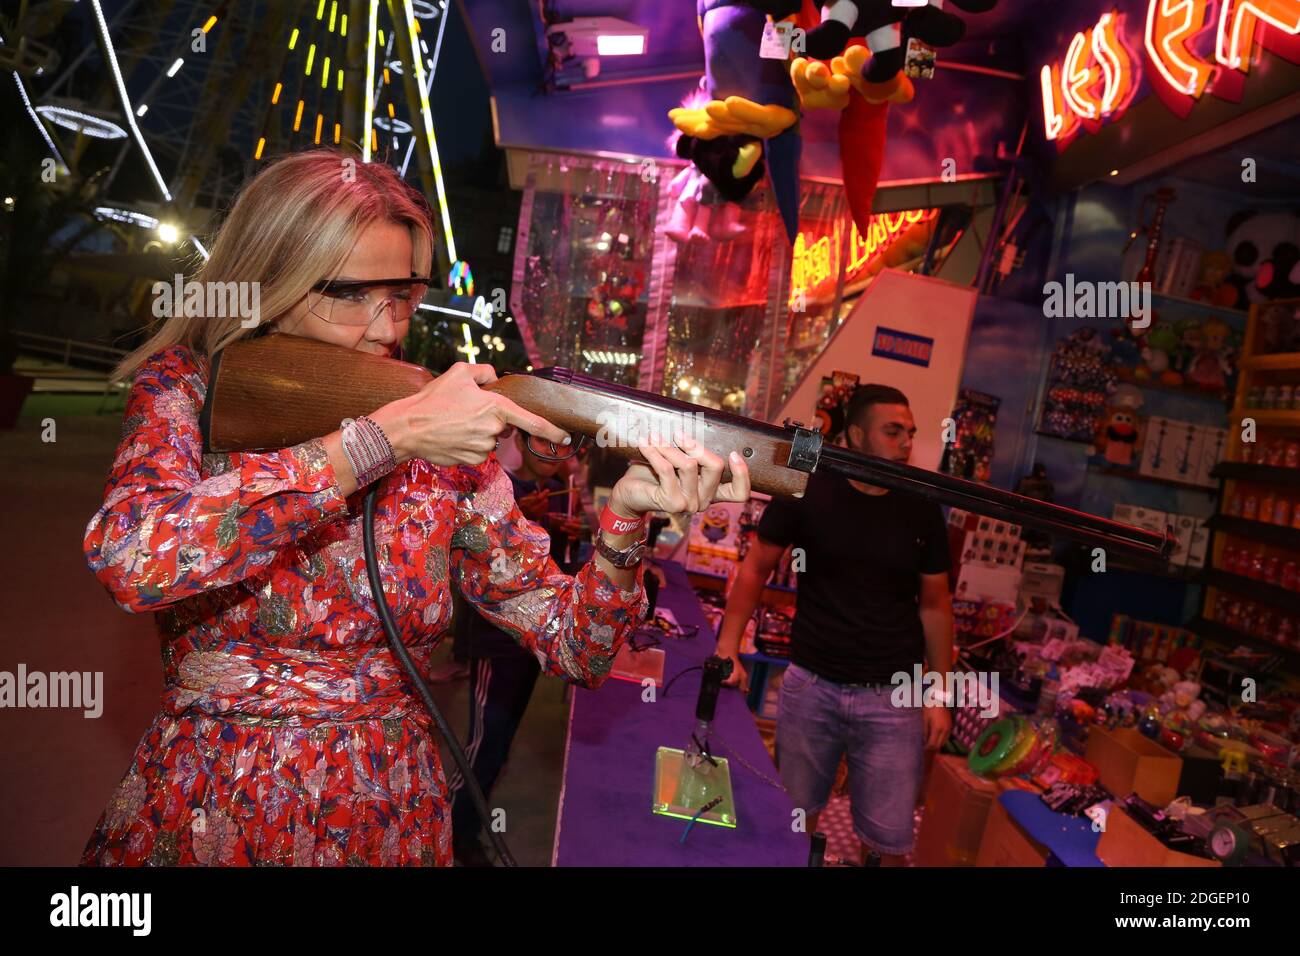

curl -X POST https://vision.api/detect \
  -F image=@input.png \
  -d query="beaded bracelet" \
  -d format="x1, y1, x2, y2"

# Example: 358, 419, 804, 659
341, 415, 397, 487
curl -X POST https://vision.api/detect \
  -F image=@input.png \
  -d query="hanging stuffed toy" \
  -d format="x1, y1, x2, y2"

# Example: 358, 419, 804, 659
772, 0, 996, 101
669, 1, 803, 243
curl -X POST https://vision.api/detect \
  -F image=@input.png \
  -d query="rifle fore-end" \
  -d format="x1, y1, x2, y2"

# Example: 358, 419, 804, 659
487, 374, 810, 499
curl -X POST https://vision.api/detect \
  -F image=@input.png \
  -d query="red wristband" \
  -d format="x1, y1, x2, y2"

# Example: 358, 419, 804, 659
600, 504, 646, 537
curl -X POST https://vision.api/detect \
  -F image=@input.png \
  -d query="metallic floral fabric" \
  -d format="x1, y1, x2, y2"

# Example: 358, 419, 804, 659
81, 345, 648, 866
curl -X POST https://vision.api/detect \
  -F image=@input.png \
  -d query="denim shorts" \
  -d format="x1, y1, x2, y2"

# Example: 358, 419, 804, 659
775, 662, 924, 855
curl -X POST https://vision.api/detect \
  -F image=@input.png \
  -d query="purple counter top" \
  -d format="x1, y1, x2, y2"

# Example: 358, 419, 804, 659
553, 559, 808, 866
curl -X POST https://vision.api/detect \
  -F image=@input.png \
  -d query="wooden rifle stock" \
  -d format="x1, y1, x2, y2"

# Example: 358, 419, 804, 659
200, 334, 1173, 559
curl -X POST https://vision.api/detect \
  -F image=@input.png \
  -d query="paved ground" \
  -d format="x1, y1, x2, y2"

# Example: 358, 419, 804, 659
0, 395, 566, 866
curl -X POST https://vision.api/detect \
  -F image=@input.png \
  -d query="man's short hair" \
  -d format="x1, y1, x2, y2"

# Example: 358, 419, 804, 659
845, 384, 910, 431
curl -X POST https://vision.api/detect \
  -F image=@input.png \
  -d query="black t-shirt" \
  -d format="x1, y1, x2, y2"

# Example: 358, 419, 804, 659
757, 471, 951, 684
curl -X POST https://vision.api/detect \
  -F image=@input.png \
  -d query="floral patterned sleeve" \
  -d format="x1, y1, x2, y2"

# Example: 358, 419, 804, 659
84, 347, 349, 613
449, 457, 649, 687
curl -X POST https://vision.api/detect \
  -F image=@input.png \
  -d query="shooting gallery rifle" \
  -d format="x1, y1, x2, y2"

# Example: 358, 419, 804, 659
199, 334, 1174, 560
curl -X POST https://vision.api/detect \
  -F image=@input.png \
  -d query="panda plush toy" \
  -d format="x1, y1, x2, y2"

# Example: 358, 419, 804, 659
1223, 209, 1300, 308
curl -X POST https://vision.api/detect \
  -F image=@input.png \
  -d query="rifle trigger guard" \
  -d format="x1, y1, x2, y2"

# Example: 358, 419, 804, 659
785, 425, 822, 474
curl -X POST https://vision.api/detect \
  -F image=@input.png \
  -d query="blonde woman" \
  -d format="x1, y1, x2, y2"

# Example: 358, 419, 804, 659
83, 149, 751, 866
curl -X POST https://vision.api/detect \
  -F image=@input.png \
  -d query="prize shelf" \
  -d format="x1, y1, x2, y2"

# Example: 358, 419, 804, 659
1212, 462, 1300, 486
1200, 568, 1300, 616
1207, 514, 1300, 550
1229, 408, 1300, 427
1238, 352, 1300, 371
1186, 616, 1300, 670
1151, 292, 1248, 320
1087, 465, 1218, 493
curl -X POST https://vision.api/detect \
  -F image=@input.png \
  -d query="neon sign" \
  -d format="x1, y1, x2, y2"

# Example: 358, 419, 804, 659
1042, 9, 1137, 144
848, 209, 938, 276
1043, 0, 1300, 147
790, 209, 938, 307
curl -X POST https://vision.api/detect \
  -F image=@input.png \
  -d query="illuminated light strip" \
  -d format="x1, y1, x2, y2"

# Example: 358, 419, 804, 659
294, 99, 305, 131
321, 55, 331, 87
191, 236, 210, 261
334, 122, 341, 144
458, 323, 479, 363
329, 1, 337, 32
255, 136, 266, 159
316, 0, 326, 19
371, 128, 378, 152
387, 101, 395, 118
418, 302, 474, 318
341, 14, 348, 36
305, 43, 316, 75
272, 81, 283, 104
37, 104, 127, 138
10, 75, 67, 167
202, 15, 217, 33
401, 0, 457, 262
315, 113, 323, 144
337, 69, 344, 91
363, 0, 379, 162
94, 205, 159, 228
289, 27, 300, 49
88, 0, 172, 201
402, 0, 450, 176
167, 57, 184, 76
1145, 0, 1212, 96
383, 67, 391, 84
1217, 0, 1300, 70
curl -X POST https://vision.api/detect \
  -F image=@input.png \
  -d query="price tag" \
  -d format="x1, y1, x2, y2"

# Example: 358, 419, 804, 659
760, 19, 794, 60
904, 36, 937, 79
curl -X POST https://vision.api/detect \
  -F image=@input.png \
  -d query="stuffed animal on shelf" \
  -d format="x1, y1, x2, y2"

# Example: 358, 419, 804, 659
1186, 316, 1234, 392
1190, 250, 1240, 308
1092, 384, 1143, 468
1223, 209, 1300, 308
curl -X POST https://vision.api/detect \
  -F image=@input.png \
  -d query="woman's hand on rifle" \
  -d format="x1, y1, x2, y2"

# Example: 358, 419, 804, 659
369, 362, 569, 468
608, 432, 751, 521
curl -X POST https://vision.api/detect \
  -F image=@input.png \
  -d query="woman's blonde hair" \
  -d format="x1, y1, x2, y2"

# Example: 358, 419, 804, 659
114, 149, 435, 381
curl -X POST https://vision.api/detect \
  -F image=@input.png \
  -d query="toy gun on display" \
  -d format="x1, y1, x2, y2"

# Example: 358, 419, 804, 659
200, 334, 1175, 561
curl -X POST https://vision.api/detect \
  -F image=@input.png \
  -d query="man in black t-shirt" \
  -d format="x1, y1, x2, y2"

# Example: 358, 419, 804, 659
715, 384, 954, 865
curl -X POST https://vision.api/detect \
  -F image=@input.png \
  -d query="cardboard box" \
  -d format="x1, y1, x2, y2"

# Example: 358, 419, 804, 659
1169, 514, 1196, 566
1096, 807, 1219, 867
1194, 427, 1227, 487
975, 798, 1049, 867
1139, 417, 1173, 479
1186, 520, 1209, 569
1160, 419, 1201, 483
955, 562, 1021, 604
1084, 727, 1183, 806
915, 755, 1001, 866
1020, 562, 1064, 603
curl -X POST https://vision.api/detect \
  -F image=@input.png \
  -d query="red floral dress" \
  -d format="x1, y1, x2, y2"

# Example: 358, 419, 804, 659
81, 345, 648, 866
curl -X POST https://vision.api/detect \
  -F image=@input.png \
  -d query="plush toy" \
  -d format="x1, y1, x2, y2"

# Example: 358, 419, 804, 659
1139, 322, 1183, 387
1187, 316, 1234, 392
771, 0, 995, 97
1223, 209, 1300, 308
670, 1, 803, 242
1191, 250, 1240, 308
1093, 386, 1143, 468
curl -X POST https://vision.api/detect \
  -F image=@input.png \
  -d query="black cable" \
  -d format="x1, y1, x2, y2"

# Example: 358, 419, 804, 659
362, 486, 516, 868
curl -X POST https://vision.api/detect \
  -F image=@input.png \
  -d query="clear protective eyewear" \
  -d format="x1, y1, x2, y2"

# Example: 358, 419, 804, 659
307, 276, 432, 327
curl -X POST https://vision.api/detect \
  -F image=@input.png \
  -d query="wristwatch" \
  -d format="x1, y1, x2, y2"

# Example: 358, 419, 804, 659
594, 529, 648, 569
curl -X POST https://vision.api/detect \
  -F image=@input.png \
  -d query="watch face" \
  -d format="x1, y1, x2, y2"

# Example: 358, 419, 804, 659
619, 544, 647, 567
